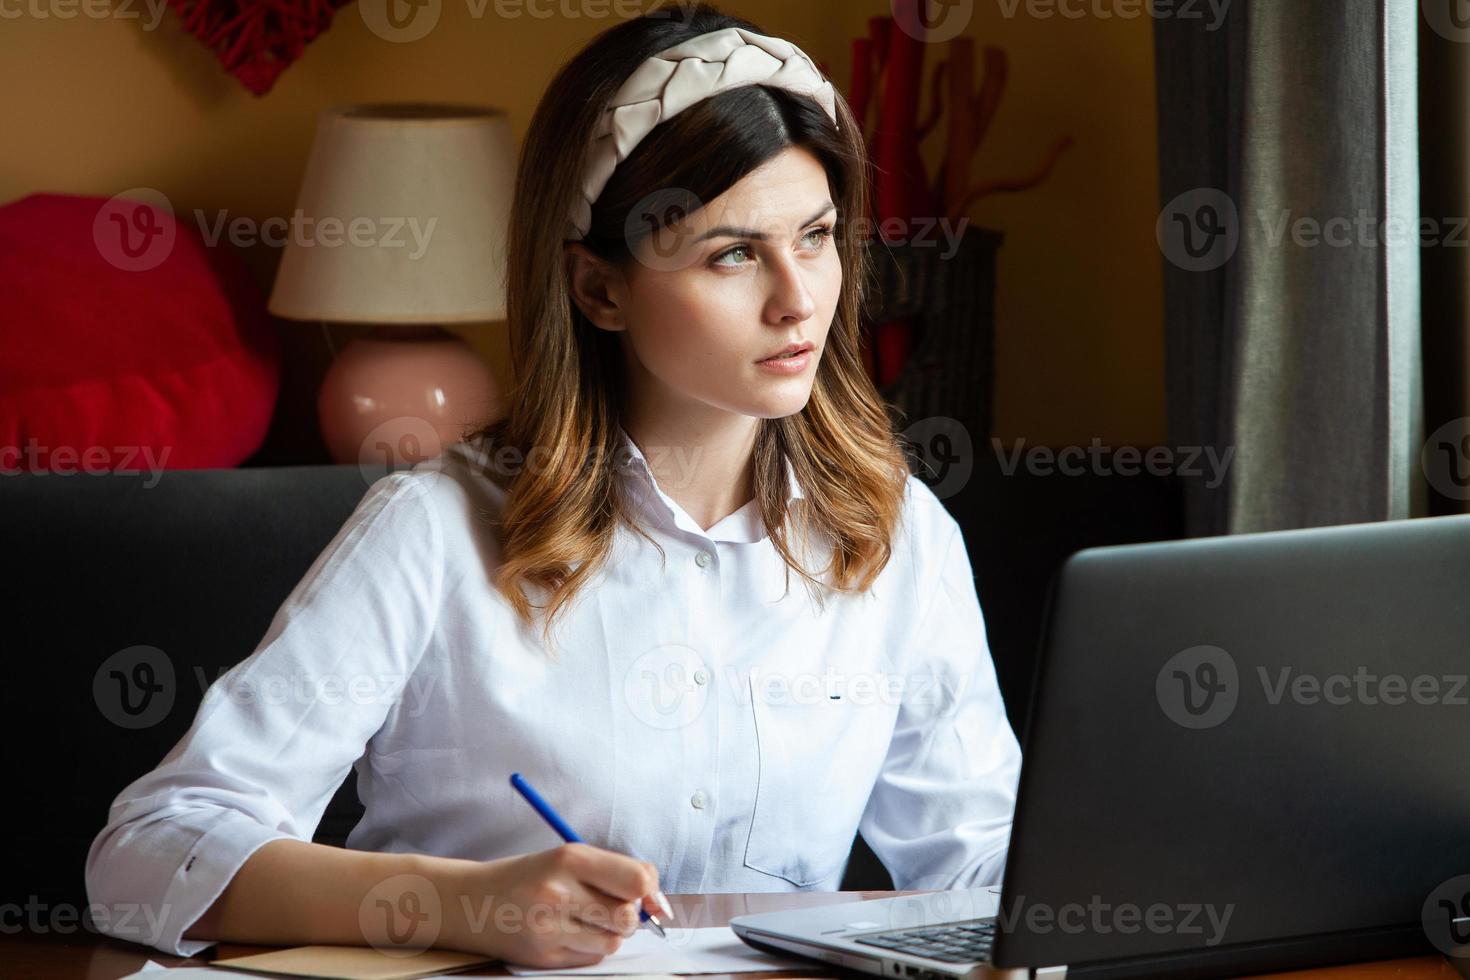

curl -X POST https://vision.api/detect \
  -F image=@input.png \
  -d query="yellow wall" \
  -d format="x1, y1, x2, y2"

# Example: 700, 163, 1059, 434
0, 0, 1163, 456
818, 1, 1165, 449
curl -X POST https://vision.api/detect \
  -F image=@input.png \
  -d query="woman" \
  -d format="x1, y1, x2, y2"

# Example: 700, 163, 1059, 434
84, 2, 1021, 968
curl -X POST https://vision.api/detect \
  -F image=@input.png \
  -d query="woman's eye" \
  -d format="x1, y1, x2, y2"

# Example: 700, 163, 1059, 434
803, 225, 835, 250
713, 244, 752, 267
712, 226, 834, 268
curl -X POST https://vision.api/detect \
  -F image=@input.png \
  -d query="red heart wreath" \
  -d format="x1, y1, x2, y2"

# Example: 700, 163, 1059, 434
168, 0, 357, 96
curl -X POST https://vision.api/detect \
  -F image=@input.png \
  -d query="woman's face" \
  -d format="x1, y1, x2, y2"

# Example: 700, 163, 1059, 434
572, 146, 842, 422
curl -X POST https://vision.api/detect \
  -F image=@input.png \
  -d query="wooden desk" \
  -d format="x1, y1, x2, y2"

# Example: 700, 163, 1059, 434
3, 890, 1461, 980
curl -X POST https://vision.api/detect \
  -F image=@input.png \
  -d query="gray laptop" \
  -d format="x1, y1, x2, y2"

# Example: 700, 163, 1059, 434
730, 513, 1470, 979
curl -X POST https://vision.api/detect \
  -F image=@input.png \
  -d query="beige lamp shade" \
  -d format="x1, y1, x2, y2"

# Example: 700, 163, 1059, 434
268, 103, 513, 322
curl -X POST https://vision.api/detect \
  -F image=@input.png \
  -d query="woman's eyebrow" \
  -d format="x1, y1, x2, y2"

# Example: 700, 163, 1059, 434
694, 201, 836, 243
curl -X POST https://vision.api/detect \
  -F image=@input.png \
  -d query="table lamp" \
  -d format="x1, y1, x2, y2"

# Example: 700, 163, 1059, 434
268, 102, 512, 467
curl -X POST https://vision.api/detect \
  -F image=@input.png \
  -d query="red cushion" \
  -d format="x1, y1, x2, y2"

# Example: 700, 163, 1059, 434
0, 192, 280, 473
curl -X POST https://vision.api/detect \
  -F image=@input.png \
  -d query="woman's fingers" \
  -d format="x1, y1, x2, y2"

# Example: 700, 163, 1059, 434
556, 920, 625, 957
640, 891, 673, 921
560, 877, 644, 943
506, 844, 661, 963
558, 843, 661, 910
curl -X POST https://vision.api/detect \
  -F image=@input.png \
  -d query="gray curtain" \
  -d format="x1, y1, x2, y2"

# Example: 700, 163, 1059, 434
1154, 0, 1425, 536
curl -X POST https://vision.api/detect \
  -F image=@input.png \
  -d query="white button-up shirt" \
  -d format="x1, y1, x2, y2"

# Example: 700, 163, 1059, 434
84, 427, 1022, 957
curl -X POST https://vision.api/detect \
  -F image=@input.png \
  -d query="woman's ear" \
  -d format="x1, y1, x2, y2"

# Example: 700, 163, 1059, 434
564, 242, 628, 333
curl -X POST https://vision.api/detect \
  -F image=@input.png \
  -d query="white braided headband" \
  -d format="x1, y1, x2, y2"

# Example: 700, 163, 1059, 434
568, 26, 839, 241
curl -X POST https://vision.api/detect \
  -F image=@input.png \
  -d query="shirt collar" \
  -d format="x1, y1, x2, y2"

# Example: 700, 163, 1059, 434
613, 424, 804, 544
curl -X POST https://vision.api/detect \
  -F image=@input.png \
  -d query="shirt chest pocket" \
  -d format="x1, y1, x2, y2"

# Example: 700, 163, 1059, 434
742, 670, 898, 887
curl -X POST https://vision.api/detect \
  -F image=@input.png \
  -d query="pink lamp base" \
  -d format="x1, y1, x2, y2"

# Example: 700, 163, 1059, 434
318, 326, 500, 468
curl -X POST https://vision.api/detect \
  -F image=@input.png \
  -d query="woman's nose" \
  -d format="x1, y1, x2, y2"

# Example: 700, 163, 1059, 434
764, 255, 817, 324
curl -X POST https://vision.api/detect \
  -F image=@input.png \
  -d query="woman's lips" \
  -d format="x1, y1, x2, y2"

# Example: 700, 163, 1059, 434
758, 341, 814, 361
756, 349, 813, 374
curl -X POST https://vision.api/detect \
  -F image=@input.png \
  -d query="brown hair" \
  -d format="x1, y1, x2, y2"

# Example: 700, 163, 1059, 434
464, 1, 912, 655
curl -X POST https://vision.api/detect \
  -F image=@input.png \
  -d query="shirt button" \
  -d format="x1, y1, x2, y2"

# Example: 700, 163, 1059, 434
690, 790, 708, 809
694, 550, 713, 568
693, 668, 709, 686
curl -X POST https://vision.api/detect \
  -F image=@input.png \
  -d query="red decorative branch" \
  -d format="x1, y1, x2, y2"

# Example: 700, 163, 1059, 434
165, 0, 355, 96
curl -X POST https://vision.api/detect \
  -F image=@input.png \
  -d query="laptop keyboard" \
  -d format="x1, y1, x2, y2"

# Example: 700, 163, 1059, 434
852, 919, 997, 963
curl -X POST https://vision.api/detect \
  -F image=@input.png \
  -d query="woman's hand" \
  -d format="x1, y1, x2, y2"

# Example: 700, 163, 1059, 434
440, 843, 668, 968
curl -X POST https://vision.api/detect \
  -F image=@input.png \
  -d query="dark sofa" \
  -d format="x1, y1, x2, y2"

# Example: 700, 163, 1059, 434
0, 452, 1182, 914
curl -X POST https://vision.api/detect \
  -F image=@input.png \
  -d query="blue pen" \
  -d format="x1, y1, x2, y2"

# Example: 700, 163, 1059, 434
509, 772, 668, 939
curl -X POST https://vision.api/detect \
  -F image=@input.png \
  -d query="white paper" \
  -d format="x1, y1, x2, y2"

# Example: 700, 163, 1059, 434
484, 926, 813, 976
117, 927, 811, 978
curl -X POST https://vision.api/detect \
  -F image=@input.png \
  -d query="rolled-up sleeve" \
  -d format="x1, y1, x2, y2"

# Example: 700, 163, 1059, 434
858, 513, 1022, 891
84, 471, 443, 957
